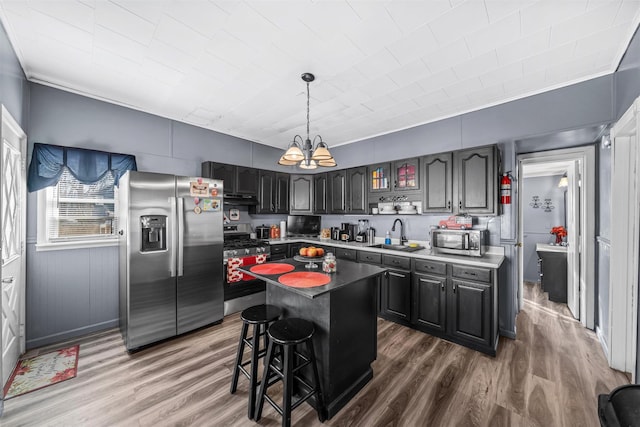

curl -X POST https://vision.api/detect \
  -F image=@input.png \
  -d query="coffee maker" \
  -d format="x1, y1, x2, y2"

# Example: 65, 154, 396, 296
356, 219, 369, 242
340, 222, 356, 242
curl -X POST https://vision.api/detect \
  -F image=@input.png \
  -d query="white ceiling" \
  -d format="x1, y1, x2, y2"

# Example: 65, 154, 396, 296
1, 1, 639, 150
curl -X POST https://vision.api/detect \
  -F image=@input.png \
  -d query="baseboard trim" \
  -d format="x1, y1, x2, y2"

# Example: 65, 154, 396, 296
499, 329, 516, 339
26, 319, 118, 350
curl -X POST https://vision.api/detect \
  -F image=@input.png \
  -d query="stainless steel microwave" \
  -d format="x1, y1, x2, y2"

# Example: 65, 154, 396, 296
431, 229, 487, 257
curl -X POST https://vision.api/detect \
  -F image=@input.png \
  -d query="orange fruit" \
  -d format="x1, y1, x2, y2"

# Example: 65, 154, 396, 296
316, 248, 324, 256
307, 248, 318, 257
299, 247, 308, 256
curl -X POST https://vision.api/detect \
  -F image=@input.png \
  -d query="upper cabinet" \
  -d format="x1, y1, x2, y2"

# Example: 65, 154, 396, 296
420, 146, 498, 216
454, 146, 497, 215
328, 169, 347, 214
368, 163, 392, 194
422, 153, 453, 214
290, 174, 314, 214
313, 173, 328, 214
201, 162, 258, 196
393, 158, 420, 192
347, 167, 368, 214
328, 167, 368, 214
256, 170, 289, 214
236, 166, 259, 195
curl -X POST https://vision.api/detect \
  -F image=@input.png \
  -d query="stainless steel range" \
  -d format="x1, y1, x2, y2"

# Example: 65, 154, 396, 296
223, 225, 270, 314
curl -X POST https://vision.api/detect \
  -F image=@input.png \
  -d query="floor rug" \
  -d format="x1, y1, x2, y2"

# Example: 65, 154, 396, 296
3, 345, 79, 399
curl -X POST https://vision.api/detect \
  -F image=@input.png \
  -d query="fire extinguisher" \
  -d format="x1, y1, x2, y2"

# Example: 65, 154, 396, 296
500, 172, 512, 205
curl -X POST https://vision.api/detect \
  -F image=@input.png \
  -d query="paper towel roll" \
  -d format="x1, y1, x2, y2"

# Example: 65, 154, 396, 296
280, 220, 287, 240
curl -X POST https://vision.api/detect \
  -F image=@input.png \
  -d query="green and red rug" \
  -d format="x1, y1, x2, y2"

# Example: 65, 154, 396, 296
3, 345, 79, 399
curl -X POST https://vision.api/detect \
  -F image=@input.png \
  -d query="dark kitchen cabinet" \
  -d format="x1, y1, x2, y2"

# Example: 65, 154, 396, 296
270, 243, 288, 261
334, 247, 357, 261
537, 250, 567, 303
347, 167, 368, 214
448, 279, 492, 348
290, 174, 313, 214
368, 162, 392, 194
256, 170, 289, 214
422, 153, 453, 213
236, 166, 259, 195
393, 158, 420, 192
328, 167, 367, 214
379, 255, 411, 324
201, 162, 258, 196
275, 173, 289, 214
412, 273, 447, 334
454, 146, 497, 215
313, 173, 328, 214
328, 170, 347, 214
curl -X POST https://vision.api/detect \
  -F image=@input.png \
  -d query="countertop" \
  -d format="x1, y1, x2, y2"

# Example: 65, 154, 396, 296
536, 243, 568, 253
265, 237, 505, 269
237, 258, 386, 299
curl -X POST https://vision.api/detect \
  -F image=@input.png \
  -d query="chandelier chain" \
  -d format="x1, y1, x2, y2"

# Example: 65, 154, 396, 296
306, 81, 310, 141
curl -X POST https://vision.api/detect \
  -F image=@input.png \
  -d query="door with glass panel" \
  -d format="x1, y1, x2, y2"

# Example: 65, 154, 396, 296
1, 106, 27, 388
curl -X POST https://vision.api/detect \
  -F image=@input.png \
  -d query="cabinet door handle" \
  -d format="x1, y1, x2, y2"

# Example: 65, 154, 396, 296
447, 201, 451, 210
453, 283, 457, 293
441, 282, 445, 291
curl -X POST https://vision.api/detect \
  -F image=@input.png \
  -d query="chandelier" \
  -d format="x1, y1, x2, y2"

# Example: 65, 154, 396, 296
278, 73, 336, 169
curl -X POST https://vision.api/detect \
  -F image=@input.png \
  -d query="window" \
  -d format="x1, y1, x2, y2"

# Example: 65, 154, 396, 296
37, 168, 118, 249
28, 143, 136, 251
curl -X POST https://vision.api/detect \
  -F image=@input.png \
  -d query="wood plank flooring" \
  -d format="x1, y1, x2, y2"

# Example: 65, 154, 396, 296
2, 283, 629, 426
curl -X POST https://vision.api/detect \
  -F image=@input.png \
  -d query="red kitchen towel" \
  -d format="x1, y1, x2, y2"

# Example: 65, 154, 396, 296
227, 255, 269, 283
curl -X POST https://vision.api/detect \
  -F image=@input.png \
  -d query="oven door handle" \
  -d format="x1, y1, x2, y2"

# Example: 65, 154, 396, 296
177, 197, 184, 277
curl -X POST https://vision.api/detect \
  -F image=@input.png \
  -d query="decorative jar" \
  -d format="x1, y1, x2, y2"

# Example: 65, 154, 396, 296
322, 252, 336, 274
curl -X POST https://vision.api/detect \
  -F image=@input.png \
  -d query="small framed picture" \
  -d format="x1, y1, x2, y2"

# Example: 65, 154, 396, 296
229, 209, 240, 221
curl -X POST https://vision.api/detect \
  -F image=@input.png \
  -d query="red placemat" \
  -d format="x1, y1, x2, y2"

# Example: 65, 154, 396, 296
278, 272, 331, 288
249, 263, 295, 275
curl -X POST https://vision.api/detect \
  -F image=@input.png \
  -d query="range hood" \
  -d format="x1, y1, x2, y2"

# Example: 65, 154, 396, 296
223, 194, 259, 206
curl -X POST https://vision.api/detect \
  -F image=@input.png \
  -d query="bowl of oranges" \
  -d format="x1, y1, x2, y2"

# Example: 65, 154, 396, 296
297, 246, 324, 259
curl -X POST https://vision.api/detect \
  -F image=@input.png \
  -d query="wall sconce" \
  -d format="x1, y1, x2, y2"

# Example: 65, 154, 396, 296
558, 173, 568, 188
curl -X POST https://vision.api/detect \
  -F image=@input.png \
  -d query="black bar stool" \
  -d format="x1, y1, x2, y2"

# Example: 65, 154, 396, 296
255, 318, 325, 427
230, 304, 282, 420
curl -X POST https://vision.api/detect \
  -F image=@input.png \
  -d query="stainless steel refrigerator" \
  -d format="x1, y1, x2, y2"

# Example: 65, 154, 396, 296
118, 171, 224, 350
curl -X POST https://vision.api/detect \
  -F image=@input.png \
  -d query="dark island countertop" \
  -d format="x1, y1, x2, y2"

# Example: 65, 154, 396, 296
237, 258, 386, 299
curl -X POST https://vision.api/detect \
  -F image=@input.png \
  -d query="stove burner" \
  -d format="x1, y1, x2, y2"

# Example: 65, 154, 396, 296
223, 237, 270, 260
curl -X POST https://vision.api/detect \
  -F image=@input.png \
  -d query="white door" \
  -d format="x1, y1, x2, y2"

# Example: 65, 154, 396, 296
1, 106, 27, 387
565, 161, 580, 319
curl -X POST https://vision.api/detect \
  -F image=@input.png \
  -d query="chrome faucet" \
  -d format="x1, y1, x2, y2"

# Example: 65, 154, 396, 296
392, 218, 408, 245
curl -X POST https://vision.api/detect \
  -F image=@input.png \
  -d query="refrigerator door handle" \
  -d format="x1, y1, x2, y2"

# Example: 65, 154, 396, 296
177, 197, 185, 277
170, 197, 177, 277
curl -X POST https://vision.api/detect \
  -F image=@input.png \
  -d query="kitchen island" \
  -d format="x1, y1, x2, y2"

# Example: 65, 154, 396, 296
238, 258, 386, 420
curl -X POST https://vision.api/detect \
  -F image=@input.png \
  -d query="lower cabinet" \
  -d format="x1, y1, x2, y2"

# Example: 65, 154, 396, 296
412, 273, 446, 333
409, 258, 498, 355
379, 255, 411, 324
381, 268, 411, 323
448, 279, 492, 347
270, 243, 288, 261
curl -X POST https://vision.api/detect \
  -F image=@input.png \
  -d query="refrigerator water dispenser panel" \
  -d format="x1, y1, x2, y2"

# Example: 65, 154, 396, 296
141, 215, 167, 252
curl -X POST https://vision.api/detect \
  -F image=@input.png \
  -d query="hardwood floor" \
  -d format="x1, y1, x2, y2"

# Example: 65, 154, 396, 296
2, 286, 628, 426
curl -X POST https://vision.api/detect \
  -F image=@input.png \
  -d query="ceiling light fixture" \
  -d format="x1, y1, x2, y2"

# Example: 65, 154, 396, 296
278, 73, 336, 170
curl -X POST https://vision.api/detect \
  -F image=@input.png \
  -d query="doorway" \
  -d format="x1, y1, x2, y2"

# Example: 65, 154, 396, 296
517, 146, 596, 331
1, 105, 27, 392
520, 161, 577, 318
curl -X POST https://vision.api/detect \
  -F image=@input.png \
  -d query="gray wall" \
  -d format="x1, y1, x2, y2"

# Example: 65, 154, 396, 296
22, 26, 640, 352
522, 175, 566, 282
0, 20, 28, 129
26, 83, 289, 348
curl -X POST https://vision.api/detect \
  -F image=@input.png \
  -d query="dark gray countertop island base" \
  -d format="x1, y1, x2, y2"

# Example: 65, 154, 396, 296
239, 259, 385, 420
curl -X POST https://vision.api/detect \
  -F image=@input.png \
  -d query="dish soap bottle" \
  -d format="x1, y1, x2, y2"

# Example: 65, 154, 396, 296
385, 231, 391, 245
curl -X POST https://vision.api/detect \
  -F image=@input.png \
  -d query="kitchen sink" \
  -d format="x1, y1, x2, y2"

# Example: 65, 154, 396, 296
370, 243, 425, 252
